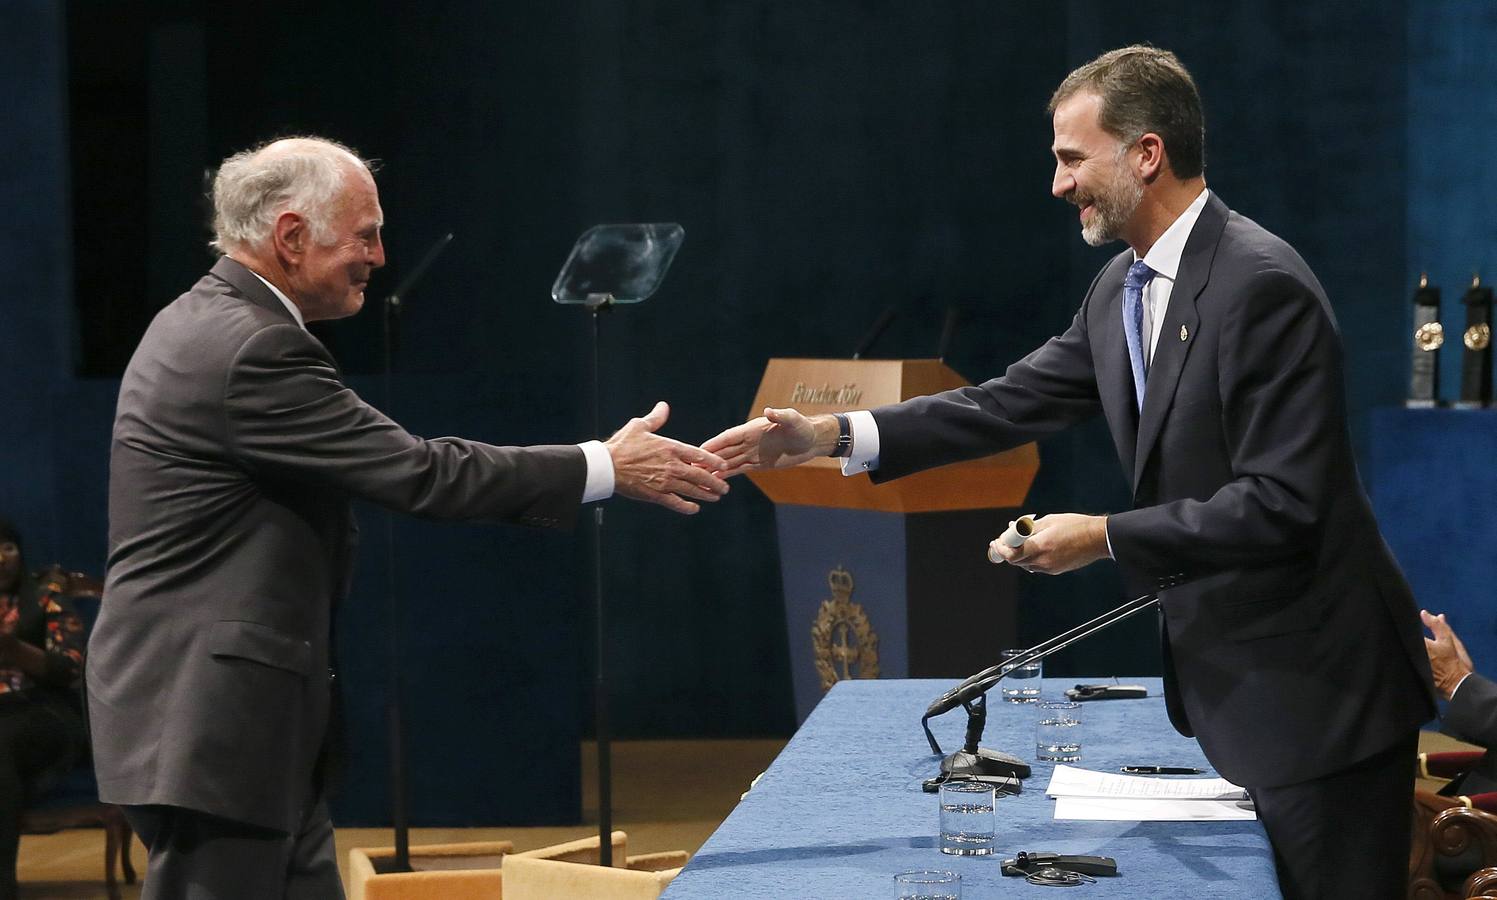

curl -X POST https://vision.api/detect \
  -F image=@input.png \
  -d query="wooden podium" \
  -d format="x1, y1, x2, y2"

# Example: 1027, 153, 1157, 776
744, 359, 1039, 721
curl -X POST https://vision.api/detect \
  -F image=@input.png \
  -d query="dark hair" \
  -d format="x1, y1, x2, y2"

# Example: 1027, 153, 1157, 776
0, 518, 18, 551
1048, 44, 1205, 180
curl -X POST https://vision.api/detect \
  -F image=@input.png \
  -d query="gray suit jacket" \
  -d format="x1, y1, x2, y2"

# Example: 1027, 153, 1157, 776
86, 257, 586, 831
870, 194, 1435, 788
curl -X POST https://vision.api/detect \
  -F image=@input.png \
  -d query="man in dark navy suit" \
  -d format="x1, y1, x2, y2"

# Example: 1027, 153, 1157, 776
706, 46, 1434, 899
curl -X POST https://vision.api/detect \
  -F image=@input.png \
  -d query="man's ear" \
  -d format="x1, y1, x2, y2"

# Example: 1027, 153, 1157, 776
1135, 132, 1167, 183
272, 211, 308, 265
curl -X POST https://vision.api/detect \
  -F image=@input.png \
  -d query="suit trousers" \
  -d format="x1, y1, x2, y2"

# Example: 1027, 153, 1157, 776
124, 800, 343, 900
1250, 730, 1418, 900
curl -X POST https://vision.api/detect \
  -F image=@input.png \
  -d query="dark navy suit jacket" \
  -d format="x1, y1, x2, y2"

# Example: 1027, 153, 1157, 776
1443, 673, 1497, 795
870, 193, 1435, 788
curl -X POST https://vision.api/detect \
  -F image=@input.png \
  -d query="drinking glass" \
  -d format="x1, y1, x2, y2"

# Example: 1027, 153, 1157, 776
998, 649, 1042, 702
938, 779, 996, 856
1035, 700, 1083, 762
894, 869, 961, 899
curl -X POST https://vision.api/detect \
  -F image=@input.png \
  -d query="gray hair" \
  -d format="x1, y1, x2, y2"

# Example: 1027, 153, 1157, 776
1049, 45, 1205, 180
209, 136, 372, 254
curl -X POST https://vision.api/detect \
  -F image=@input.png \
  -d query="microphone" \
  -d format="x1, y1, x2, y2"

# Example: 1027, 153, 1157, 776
936, 306, 961, 361
852, 305, 899, 359
386, 232, 455, 312
922, 592, 1161, 750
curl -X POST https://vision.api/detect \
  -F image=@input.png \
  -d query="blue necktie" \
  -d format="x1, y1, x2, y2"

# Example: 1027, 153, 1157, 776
1122, 260, 1155, 411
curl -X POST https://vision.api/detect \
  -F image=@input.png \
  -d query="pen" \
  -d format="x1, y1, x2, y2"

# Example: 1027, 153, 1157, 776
1118, 765, 1204, 775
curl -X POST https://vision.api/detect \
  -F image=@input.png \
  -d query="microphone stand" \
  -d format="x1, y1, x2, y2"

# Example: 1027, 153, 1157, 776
584, 291, 615, 866
922, 593, 1161, 778
373, 232, 453, 874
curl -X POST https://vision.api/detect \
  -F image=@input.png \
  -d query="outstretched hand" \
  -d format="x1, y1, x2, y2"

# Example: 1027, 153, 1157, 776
986, 513, 1110, 575
1422, 609, 1475, 700
606, 401, 729, 515
700, 407, 828, 477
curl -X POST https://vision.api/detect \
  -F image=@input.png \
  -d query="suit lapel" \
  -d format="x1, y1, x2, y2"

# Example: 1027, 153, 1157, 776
1132, 195, 1228, 491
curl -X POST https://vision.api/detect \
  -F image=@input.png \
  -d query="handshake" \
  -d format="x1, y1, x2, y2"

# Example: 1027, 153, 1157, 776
603, 403, 830, 515
611, 404, 1111, 577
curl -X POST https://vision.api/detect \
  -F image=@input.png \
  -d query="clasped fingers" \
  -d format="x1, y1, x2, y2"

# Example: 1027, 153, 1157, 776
667, 458, 730, 501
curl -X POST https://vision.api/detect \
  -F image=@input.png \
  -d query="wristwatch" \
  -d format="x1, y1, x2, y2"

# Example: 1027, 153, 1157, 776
830, 413, 853, 458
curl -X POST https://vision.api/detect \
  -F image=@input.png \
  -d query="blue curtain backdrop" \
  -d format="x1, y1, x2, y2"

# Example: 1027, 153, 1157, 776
5, 0, 1483, 826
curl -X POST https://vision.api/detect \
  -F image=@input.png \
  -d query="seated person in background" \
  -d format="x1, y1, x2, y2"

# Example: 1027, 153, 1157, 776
1422, 609, 1497, 797
0, 518, 88, 900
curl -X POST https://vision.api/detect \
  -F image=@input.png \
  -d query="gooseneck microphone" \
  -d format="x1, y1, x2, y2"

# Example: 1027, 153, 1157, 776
922, 593, 1161, 755
852, 305, 899, 359
936, 306, 961, 362
386, 232, 455, 311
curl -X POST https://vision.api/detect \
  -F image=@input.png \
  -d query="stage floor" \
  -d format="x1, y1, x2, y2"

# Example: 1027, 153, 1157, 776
16, 738, 787, 898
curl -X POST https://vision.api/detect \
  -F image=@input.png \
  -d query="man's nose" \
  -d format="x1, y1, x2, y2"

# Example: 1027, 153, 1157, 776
1052, 166, 1073, 199
370, 236, 386, 269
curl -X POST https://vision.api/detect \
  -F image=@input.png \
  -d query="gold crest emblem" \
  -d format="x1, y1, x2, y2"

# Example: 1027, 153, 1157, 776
1179, 324, 1189, 342
810, 567, 880, 692
1415, 321, 1445, 351
1465, 322, 1491, 351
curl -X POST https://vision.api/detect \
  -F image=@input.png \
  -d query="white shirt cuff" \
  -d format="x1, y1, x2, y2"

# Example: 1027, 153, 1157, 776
841, 410, 880, 475
1104, 519, 1115, 560
578, 440, 614, 503
1451, 671, 1475, 701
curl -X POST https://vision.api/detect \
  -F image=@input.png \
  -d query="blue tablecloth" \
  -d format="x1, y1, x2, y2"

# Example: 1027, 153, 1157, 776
665, 678, 1279, 898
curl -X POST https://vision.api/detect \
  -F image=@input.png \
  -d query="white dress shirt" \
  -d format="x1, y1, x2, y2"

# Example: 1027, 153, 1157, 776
840, 190, 1214, 557
1135, 189, 1210, 368
247, 267, 614, 501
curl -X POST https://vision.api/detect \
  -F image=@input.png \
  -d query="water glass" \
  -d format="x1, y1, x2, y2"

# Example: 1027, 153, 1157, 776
938, 779, 996, 856
998, 649, 1042, 702
894, 869, 961, 899
1035, 700, 1083, 762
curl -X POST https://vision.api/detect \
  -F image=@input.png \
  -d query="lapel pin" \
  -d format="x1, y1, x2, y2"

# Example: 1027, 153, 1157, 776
1179, 325, 1189, 342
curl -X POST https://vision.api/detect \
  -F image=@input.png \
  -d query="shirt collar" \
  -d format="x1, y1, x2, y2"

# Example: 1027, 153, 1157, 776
1133, 188, 1210, 281
247, 270, 307, 330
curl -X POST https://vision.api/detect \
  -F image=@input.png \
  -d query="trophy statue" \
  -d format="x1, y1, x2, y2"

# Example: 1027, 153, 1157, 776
1457, 274, 1493, 409
1408, 273, 1442, 408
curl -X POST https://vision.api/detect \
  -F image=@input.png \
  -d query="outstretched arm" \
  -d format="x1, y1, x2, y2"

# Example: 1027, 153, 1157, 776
701, 407, 841, 476
606, 402, 729, 514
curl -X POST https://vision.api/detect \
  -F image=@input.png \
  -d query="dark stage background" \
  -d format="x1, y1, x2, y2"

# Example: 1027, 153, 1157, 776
4, 0, 1480, 826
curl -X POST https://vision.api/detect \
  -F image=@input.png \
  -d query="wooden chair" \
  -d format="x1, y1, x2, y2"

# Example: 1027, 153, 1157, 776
1411, 788, 1497, 900
16, 566, 135, 900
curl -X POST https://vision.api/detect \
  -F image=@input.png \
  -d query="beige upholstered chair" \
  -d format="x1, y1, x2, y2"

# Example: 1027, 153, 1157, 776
348, 831, 686, 900
348, 840, 514, 900
504, 834, 686, 900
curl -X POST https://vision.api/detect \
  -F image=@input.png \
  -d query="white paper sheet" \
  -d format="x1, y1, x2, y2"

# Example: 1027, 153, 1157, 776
1044, 764, 1245, 800
1053, 796, 1258, 822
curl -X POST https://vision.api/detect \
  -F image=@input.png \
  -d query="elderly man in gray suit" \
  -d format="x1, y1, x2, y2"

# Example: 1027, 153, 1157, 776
85, 136, 729, 899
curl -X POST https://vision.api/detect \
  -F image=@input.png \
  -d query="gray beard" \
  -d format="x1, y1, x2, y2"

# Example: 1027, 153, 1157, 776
1080, 175, 1144, 247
